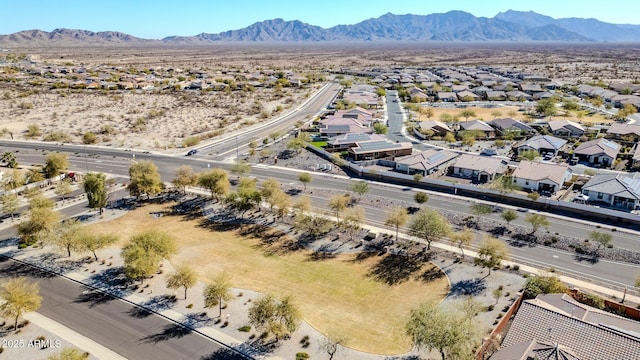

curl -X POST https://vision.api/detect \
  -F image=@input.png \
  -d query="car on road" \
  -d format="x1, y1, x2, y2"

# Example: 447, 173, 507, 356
186, 149, 198, 156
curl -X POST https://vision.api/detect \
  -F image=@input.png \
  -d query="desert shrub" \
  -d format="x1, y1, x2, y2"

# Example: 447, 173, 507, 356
82, 132, 98, 144
182, 136, 200, 147
25, 124, 41, 138
43, 130, 72, 142
485, 305, 495, 312
186, 304, 193, 309
296, 353, 310, 360
18, 101, 33, 110
237, 325, 251, 332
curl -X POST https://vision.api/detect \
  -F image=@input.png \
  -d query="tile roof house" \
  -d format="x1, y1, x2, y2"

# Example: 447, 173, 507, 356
414, 120, 452, 138
489, 118, 536, 137
573, 138, 621, 168
459, 120, 496, 139
326, 133, 386, 151
505, 90, 533, 101
456, 90, 480, 101
451, 154, 508, 183
514, 135, 568, 156
437, 92, 458, 102
492, 294, 640, 360
394, 149, 459, 176
318, 117, 372, 137
512, 160, 572, 194
485, 90, 507, 101
606, 123, 640, 143
348, 139, 413, 161
633, 145, 640, 168
581, 172, 640, 210
548, 120, 585, 138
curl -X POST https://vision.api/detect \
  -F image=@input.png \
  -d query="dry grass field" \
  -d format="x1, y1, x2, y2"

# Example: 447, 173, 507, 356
85, 203, 449, 354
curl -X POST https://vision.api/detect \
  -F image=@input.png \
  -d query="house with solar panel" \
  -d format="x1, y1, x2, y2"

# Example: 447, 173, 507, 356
573, 138, 621, 168
514, 135, 568, 157
581, 173, 640, 210
394, 149, 459, 176
348, 139, 413, 161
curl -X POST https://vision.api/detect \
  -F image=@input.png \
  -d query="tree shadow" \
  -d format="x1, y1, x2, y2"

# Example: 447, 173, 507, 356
349, 250, 380, 263
200, 348, 249, 360
182, 312, 214, 328
416, 266, 446, 283
512, 233, 539, 245
0, 257, 57, 278
448, 278, 487, 297
128, 295, 177, 318
367, 254, 424, 285
85, 266, 133, 298
573, 253, 599, 264
489, 226, 508, 237
306, 243, 339, 261
140, 323, 192, 343
74, 287, 116, 308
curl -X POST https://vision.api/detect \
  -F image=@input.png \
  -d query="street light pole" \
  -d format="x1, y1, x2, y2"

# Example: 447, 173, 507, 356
235, 136, 239, 160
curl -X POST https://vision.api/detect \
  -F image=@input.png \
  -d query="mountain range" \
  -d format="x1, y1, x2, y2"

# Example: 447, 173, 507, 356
2, 10, 640, 46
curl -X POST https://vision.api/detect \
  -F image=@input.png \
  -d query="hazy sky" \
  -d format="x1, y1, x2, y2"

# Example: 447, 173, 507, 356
2, 0, 639, 38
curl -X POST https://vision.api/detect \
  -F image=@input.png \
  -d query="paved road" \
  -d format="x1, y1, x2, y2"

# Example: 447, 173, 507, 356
0, 257, 247, 360
192, 82, 341, 161
1, 141, 639, 291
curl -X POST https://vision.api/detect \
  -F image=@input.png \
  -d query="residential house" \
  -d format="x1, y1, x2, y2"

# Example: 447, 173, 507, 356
548, 119, 585, 138
485, 90, 507, 101
414, 120, 452, 139
409, 88, 429, 102
326, 133, 386, 151
518, 83, 544, 94
512, 160, 572, 194
318, 118, 371, 137
532, 91, 555, 100
505, 90, 533, 101
451, 154, 508, 183
606, 122, 640, 143
491, 294, 640, 360
489, 118, 536, 137
573, 138, 621, 168
348, 139, 413, 161
611, 94, 640, 109
459, 120, 496, 139
456, 90, 480, 101
633, 145, 640, 168
437, 92, 458, 102
395, 149, 459, 176
513, 135, 567, 156
581, 173, 640, 210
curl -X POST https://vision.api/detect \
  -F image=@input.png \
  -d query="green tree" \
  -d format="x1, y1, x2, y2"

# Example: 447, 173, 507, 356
166, 265, 197, 300
492, 287, 503, 305
294, 214, 332, 238
260, 177, 281, 211
53, 219, 83, 257
501, 209, 518, 229
523, 273, 568, 299
525, 213, 550, 235
248, 294, 301, 342
127, 161, 163, 199
470, 203, 492, 227
443, 132, 456, 144
48, 347, 89, 360
413, 173, 424, 183
43, 153, 69, 179
226, 178, 262, 217
83, 173, 109, 210
405, 301, 478, 360
0, 193, 19, 221
460, 109, 476, 121
122, 230, 177, 283
287, 136, 307, 154
54, 178, 73, 202
588, 231, 613, 256
373, 122, 388, 135
475, 236, 509, 276
450, 227, 474, 259
0, 277, 42, 330
385, 206, 409, 242
231, 161, 251, 177
491, 110, 502, 120
461, 132, 476, 147
203, 272, 234, 317
16, 205, 59, 247
408, 209, 451, 251
328, 194, 350, 224
298, 172, 312, 190
493, 176, 519, 194
527, 192, 541, 201
535, 98, 558, 118
348, 180, 369, 200
172, 165, 197, 194
79, 233, 118, 261
25, 167, 44, 184
293, 195, 311, 216
2, 169, 24, 190
518, 150, 540, 161
414, 191, 429, 205
198, 168, 230, 201
1, 151, 18, 168
271, 190, 291, 221
341, 206, 365, 241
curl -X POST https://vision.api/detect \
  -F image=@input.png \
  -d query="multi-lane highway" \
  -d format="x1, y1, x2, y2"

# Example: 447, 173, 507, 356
0, 256, 248, 360
2, 141, 639, 291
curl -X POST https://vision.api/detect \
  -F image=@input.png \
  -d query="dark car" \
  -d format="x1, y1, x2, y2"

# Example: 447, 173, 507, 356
186, 149, 198, 156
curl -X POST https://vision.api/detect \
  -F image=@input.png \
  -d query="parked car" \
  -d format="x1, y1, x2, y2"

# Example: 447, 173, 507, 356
480, 148, 497, 156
